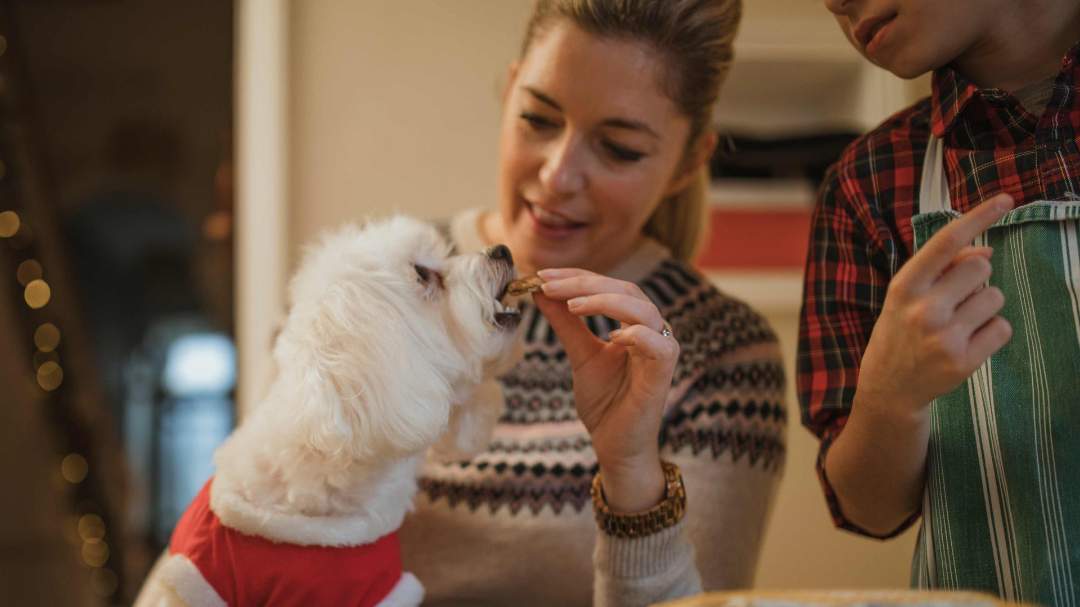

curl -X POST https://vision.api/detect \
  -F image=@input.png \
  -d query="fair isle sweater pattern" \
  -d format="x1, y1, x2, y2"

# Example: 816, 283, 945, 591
418, 257, 787, 516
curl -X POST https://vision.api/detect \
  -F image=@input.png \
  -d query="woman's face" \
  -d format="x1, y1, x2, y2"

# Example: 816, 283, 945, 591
494, 22, 703, 274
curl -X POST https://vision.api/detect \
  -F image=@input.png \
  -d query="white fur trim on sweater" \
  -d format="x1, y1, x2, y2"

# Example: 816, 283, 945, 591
377, 572, 425, 607
159, 554, 227, 607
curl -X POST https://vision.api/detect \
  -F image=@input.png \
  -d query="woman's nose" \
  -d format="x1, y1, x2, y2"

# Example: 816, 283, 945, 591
538, 135, 586, 196
822, 0, 852, 15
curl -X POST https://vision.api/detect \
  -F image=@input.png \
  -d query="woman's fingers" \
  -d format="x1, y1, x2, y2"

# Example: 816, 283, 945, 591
537, 267, 595, 281
538, 268, 664, 331
532, 293, 604, 363
609, 324, 679, 363
535, 268, 672, 361
565, 293, 664, 331
540, 273, 645, 301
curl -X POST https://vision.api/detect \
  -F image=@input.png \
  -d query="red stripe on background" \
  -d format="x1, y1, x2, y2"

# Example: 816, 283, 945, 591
695, 207, 812, 270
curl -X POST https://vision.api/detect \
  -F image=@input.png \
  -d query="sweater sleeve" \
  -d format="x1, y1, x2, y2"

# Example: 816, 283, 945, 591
592, 520, 702, 607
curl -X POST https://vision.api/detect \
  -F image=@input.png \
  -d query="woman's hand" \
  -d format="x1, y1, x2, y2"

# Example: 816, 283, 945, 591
533, 268, 679, 513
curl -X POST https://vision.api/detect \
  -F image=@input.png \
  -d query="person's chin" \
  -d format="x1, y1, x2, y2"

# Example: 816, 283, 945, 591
866, 43, 938, 79
884, 55, 937, 79
524, 245, 576, 272
505, 230, 568, 272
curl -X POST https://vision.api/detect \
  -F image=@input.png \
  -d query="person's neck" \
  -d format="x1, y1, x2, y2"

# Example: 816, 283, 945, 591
955, 0, 1080, 92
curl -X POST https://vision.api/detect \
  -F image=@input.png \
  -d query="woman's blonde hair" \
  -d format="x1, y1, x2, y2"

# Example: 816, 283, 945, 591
520, 0, 741, 262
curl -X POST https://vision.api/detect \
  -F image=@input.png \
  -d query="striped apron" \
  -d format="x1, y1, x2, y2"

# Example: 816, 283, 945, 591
911, 135, 1080, 605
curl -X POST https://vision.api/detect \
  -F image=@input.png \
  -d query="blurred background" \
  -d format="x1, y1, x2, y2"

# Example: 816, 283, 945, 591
0, 1, 928, 605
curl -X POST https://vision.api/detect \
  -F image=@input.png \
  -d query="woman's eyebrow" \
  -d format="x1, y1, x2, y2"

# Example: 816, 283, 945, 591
524, 86, 562, 111
602, 118, 660, 140
523, 86, 660, 140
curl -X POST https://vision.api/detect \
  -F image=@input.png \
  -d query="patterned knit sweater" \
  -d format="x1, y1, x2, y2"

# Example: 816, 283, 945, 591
399, 210, 787, 607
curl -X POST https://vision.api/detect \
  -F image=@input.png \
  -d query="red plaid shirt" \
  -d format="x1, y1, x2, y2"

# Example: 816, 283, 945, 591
798, 42, 1080, 538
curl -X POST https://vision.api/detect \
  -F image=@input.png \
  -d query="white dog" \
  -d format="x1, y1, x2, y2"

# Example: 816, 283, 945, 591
135, 216, 523, 607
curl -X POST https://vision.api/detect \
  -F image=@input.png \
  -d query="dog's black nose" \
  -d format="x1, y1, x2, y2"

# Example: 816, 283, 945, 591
487, 244, 513, 264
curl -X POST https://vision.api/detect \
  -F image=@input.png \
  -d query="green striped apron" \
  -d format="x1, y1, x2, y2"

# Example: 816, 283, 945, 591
911, 135, 1080, 605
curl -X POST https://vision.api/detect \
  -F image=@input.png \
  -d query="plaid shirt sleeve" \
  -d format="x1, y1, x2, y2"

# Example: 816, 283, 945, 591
797, 129, 924, 539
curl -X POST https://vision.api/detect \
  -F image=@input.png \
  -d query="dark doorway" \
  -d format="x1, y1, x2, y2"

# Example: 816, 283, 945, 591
0, 2, 234, 604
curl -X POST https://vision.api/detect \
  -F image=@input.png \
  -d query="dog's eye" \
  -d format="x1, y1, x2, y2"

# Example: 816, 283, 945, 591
414, 264, 444, 290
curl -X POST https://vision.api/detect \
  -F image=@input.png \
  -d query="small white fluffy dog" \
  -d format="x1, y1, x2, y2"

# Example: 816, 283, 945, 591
135, 216, 523, 607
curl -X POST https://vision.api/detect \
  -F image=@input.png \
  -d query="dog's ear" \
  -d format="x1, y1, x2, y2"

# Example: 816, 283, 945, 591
281, 280, 455, 461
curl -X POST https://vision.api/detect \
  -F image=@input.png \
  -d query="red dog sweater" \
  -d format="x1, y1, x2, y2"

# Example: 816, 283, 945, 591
160, 479, 421, 606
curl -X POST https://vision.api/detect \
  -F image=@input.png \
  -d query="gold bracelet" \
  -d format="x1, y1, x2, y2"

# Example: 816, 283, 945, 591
591, 460, 687, 538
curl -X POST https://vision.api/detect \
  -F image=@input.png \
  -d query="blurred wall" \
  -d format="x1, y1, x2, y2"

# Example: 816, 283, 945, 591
278, 0, 920, 591
289, 0, 532, 266
745, 301, 919, 589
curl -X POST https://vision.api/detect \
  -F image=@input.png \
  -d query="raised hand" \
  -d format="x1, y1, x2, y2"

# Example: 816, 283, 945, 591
824, 193, 1016, 534
533, 267, 679, 512
856, 193, 1015, 415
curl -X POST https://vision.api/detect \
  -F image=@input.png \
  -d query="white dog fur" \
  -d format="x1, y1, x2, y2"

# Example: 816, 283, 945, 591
135, 216, 523, 606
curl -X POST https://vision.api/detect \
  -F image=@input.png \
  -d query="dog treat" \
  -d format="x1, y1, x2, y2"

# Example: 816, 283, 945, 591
505, 274, 544, 296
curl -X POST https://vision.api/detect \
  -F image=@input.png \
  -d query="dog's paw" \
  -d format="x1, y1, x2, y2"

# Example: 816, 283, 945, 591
430, 381, 504, 462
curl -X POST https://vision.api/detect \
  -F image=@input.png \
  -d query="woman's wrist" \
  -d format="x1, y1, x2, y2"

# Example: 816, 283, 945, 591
597, 455, 666, 513
592, 460, 688, 539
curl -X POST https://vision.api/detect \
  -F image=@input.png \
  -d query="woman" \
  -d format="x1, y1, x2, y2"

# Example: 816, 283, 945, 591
400, 2, 786, 605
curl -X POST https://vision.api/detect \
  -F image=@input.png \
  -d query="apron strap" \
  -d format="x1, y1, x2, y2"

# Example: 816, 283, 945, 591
918, 135, 953, 214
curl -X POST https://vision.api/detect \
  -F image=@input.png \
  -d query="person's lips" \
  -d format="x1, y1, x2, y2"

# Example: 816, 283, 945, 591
522, 200, 588, 239
853, 13, 897, 53
525, 201, 586, 228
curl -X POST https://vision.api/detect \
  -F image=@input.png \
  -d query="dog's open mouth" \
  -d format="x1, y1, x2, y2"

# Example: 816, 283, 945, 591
494, 280, 523, 329
494, 301, 521, 329
493, 275, 544, 329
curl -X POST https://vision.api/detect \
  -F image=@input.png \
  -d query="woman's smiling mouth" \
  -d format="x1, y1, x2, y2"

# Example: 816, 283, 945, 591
524, 199, 588, 238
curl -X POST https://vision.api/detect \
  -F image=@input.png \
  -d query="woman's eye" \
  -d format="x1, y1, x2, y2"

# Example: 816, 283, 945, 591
520, 112, 557, 131
603, 140, 645, 163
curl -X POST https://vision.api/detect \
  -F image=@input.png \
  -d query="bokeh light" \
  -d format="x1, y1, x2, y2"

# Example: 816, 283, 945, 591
34, 323, 61, 352
61, 454, 88, 484
0, 210, 18, 237
81, 540, 109, 567
36, 361, 63, 391
77, 514, 105, 542
16, 259, 42, 285
24, 279, 51, 309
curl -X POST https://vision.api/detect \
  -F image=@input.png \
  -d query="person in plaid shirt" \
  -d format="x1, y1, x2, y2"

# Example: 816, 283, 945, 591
800, 0, 1080, 603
